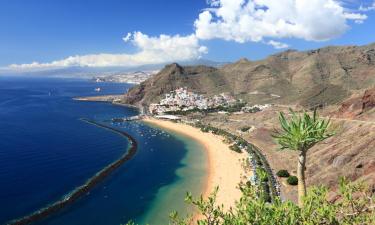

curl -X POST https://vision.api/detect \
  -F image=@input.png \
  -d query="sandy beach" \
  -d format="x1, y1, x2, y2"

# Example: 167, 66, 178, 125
142, 118, 247, 212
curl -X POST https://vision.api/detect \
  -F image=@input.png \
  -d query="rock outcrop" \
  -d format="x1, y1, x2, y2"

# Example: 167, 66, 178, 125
363, 87, 375, 112
334, 86, 375, 119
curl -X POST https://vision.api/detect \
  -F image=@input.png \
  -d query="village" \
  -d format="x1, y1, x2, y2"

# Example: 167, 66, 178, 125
148, 87, 271, 115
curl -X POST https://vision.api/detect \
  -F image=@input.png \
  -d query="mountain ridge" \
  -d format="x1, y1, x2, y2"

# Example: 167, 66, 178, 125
0, 59, 227, 78
124, 42, 375, 108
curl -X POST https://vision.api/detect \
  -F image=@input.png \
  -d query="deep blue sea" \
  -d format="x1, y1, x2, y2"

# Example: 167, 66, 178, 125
0, 76, 206, 225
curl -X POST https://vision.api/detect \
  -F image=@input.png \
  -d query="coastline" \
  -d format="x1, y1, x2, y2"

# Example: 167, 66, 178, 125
142, 118, 247, 213
74, 94, 248, 217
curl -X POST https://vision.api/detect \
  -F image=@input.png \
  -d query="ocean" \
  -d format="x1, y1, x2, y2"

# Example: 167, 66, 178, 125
0, 76, 206, 225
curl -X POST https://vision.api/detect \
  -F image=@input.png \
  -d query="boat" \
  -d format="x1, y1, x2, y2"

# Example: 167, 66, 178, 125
94, 88, 101, 92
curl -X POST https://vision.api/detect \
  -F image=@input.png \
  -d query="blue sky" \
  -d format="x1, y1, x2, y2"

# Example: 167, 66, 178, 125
1, 0, 375, 69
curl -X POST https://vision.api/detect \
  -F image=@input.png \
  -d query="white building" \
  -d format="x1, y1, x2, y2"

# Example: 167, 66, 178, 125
149, 87, 237, 115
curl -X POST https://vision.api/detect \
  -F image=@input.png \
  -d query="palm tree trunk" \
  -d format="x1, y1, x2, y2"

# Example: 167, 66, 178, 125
297, 150, 307, 207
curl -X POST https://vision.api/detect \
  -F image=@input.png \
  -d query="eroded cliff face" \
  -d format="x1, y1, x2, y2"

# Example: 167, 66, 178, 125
334, 86, 375, 119
306, 87, 375, 190
123, 43, 375, 108
306, 116, 375, 192
363, 88, 375, 112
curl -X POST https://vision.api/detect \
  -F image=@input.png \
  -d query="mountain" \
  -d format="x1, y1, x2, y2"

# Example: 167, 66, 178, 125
0, 59, 226, 78
123, 63, 220, 106
122, 43, 375, 203
92, 70, 158, 84
124, 43, 375, 108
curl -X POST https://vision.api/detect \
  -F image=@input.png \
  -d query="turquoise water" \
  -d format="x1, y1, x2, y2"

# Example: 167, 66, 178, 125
0, 76, 207, 225
138, 128, 207, 224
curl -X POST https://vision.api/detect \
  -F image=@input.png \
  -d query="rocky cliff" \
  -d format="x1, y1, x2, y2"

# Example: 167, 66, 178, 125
332, 86, 375, 120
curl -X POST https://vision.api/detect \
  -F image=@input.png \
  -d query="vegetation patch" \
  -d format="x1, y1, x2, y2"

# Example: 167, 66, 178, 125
240, 126, 251, 132
166, 178, 375, 225
256, 168, 269, 183
287, 176, 298, 185
276, 169, 290, 177
167, 102, 247, 115
229, 144, 242, 153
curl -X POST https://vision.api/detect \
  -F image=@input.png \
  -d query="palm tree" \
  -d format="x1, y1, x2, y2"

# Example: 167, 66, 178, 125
272, 109, 333, 207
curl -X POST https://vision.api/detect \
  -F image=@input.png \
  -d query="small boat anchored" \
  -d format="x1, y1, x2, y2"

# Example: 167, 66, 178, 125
94, 87, 101, 92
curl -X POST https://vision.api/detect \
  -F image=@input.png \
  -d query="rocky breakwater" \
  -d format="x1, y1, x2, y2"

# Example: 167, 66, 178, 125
7, 119, 138, 225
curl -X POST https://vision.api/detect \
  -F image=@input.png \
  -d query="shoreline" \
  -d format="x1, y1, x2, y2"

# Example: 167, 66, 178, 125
74, 95, 248, 216
142, 118, 247, 214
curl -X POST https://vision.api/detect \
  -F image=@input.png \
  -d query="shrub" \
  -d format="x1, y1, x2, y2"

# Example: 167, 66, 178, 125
236, 139, 247, 147
200, 127, 209, 132
167, 178, 375, 225
240, 126, 251, 132
261, 182, 270, 193
276, 170, 290, 178
249, 106, 261, 113
210, 127, 219, 134
287, 176, 298, 185
256, 168, 269, 183
260, 183, 272, 202
229, 144, 242, 153
223, 138, 233, 144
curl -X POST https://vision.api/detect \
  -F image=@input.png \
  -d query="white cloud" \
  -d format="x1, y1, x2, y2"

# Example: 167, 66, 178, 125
122, 32, 132, 42
359, 1, 375, 11
9, 32, 207, 70
195, 0, 368, 43
267, 40, 289, 49
7, 0, 372, 70
344, 12, 367, 24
